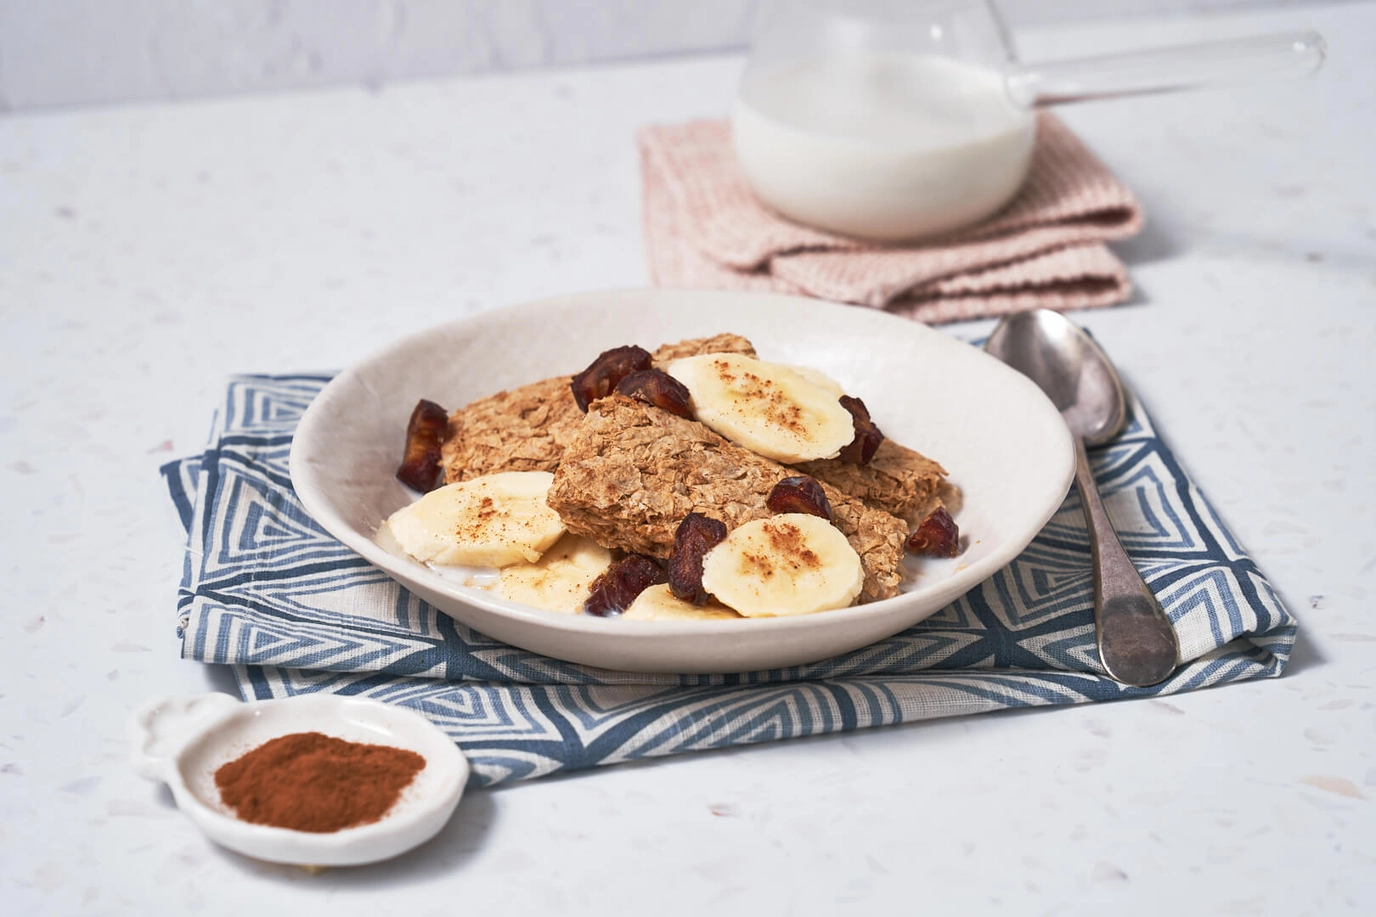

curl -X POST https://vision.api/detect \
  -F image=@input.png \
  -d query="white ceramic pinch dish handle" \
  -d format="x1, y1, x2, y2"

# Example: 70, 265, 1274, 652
130, 692, 242, 781
127, 693, 470, 867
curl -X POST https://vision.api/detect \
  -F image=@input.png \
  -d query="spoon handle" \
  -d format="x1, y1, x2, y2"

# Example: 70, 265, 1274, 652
1072, 438, 1179, 687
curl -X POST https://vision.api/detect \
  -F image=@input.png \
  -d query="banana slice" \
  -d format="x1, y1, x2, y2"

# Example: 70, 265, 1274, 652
386, 471, 565, 567
700, 513, 864, 617
789, 364, 846, 399
665, 353, 854, 463
499, 534, 612, 613
622, 584, 742, 621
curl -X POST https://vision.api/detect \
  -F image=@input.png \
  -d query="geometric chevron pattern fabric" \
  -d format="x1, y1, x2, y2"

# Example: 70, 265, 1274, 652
162, 372, 1296, 788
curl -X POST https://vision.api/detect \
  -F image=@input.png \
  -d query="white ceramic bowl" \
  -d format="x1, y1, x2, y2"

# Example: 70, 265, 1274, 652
289, 290, 1074, 673
128, 693, 469, 867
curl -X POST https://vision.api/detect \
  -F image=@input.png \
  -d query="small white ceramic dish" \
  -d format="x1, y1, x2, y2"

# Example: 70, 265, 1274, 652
128, 693, 468, 867
289, 289, 1074, 673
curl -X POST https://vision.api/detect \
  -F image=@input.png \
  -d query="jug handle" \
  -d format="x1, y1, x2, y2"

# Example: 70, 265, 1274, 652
1005, 30, 1325, 108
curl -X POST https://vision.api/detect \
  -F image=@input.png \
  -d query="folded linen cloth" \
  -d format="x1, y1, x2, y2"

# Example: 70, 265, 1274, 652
640, 114, 1142, 323
163, 372, 1294, 788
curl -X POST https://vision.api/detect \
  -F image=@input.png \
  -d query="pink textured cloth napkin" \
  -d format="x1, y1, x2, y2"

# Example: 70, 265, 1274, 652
639, 113, 1143, 324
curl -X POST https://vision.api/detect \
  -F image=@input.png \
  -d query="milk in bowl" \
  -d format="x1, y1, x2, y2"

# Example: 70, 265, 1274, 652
731, 51, 1034, 242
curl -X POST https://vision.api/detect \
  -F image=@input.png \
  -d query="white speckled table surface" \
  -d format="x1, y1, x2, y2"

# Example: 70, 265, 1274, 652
2, 3, 1374, 915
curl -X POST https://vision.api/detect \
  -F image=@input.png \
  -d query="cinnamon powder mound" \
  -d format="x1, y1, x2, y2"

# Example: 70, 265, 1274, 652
214, 732, 426, 833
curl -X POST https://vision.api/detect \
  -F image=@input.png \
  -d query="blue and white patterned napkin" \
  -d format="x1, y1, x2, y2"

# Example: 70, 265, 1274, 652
163, 372, 1296, 787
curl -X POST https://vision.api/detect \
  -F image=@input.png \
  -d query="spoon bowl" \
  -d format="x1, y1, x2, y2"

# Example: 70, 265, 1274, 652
984, 310, 1127, 445
986, 310, 1179, 687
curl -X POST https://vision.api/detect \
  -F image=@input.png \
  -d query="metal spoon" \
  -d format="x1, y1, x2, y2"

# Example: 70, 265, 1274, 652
985, 310, 1179, 687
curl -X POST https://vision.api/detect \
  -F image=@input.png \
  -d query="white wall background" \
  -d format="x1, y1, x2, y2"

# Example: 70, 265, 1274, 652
0, 0, 1344, 112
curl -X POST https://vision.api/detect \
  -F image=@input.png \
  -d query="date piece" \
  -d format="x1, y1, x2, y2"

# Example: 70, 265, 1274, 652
584, 554, 664, 617
571, 345, 652, 411
614, 369, 693, 418
765, 475, 834, 523
906, 507, 960, 558
837, 395, 885, 465
667, 513, 729, 604
396, 399, 449, 492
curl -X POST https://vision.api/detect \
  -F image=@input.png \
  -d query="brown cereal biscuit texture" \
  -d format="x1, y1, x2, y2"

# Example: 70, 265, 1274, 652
796, 440, 947, 524
547, 395, 907, 603
441, 376, 582, 483
649, 333, 756, 367
441, 334, 758, 483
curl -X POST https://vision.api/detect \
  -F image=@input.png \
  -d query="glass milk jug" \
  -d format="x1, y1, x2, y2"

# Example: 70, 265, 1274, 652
731, 0, 1324, 242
